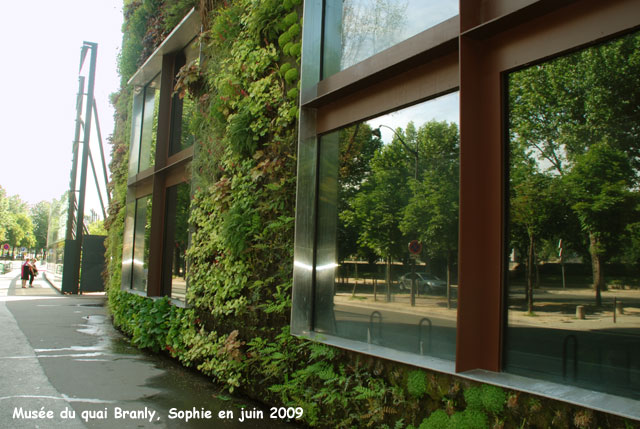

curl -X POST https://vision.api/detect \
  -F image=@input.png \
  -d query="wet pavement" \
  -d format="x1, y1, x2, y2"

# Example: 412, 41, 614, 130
0, 266, 302, 428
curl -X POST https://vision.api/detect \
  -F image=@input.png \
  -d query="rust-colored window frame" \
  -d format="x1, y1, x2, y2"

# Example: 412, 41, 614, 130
123, 51, 194, 299
294, 0, 640, 379
457, 0, 640, 373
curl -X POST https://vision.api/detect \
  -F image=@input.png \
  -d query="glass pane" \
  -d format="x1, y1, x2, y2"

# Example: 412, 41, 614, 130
315, 93, 459, 360
323, 0, 458, 76
128, 87, 144, 177
163, 182, 191, 300
121, 191, 136, 290
139, 74, 161, 171
505, 31, 640, 398
170, 40, 199, 156
132, 195, 152, 292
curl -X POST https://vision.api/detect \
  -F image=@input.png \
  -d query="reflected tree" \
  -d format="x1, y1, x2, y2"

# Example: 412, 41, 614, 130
401, 120, 459, 305
345, 129, 412, 299
341, 0, 408, 68
508, 31, 640, 305
337, 123, 382, 264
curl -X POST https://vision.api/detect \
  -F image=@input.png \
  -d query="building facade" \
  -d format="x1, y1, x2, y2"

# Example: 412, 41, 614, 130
113, 0, 640, 425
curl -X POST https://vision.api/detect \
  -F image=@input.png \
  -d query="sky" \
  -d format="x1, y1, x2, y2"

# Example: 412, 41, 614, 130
0, 0, 124, 218
367, 92, 459, 144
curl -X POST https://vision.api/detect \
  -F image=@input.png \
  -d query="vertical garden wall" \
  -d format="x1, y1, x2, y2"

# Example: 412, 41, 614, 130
104, 1, 638, 428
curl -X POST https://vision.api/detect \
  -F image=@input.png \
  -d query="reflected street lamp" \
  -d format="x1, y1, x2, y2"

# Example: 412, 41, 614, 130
372, 124, 418, 181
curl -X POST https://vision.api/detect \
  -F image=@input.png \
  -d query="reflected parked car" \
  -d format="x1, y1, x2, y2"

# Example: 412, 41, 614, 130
398, 272, 448, 295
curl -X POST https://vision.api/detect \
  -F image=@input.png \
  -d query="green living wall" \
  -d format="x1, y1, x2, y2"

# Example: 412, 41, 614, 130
104, 1, 637, 428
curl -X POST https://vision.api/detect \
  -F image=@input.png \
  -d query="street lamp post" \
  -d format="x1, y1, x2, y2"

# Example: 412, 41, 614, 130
372, 124, 418, 181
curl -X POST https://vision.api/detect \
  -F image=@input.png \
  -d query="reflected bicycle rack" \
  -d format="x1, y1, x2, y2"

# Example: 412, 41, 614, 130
368, 311, 382, 344
419, 317, 432, 355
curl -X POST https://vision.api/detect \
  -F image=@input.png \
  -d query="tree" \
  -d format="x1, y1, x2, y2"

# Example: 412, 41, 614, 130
337, 123, 383, 264
30, 201, 51, 254
341, 0, 409, 68
5, 195, 35, 253
508, 31, 640, 305
564, 143, 637, 306
510, 172, 562, 313
348, 130, 412, 300
401, 120, 459, 306
87, 220, 107, 236
0, 186, 9, 243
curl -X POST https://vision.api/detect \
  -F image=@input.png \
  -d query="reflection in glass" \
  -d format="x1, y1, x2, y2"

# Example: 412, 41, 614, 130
169, 87, 196, 155
505, 31, 640, 398
315, 95, 459, 360
169, 40, 199, 156
132, 195, 152, 292
163, 182, 191, 300
139, 74, 161, 171
324, 0, 458, 75
128, 87, 144, 177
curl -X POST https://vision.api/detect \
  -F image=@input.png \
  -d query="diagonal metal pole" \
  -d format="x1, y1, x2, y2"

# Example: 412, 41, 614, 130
88, 147, 107, 219
65, 76, 85, 241
92, 100, 111, 205
66, 41, 97, 294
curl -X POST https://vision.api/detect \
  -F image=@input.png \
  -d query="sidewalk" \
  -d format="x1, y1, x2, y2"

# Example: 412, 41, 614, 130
0, 269, 85, 428
0, 269, 298, 428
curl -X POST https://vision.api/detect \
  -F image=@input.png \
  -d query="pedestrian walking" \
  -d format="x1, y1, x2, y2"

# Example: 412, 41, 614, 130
21, 259, 30, 288
28, 258, 38, 287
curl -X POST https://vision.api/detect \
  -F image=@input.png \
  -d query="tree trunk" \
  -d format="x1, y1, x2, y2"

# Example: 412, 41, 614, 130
589, 231, 604, 307
527, 233, 535, 314
385, 255, 391, 302
446, 250, 452, 309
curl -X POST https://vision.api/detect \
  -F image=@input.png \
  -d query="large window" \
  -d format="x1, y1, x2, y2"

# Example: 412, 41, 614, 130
314, 96, 459, 360
121, 9, 199, 301
162, 181, 191, 300
294, 0, 640, 416
323, 0, 457, 75
128, 73, 161, 175
169, 39, 199, 156
139, 74, 161, 171
505, 31, 640, 398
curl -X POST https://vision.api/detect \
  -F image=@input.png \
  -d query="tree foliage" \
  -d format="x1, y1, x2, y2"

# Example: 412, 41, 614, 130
508, 30, 640, 305
30, 201, 51, 251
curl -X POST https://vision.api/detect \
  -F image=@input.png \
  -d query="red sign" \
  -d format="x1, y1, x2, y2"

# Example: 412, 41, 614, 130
2, 244, 9, 250
408, 240, 422, 255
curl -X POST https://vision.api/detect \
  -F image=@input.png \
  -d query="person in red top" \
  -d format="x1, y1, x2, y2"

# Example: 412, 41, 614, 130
21, 259, 30, 288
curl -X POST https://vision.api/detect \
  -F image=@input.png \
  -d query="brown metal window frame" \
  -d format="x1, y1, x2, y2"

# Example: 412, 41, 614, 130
123, 9, 199, 300
293, 0, 640, 417
458, 0, 640, 373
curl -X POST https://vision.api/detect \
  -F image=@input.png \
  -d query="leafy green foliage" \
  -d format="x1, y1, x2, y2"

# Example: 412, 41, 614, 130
105, 1, 633, 428
464, 385, 506, 415
419, 409, 450, 429
407, 370, 428, 398
450, 409, 489, 429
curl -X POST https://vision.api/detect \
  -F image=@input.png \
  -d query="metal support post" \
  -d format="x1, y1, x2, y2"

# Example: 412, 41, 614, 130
63, 41, 98, 294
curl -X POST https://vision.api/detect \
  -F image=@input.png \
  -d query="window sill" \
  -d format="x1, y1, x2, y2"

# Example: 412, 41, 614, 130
461, 369, 640, 422
121, 288, 189, 308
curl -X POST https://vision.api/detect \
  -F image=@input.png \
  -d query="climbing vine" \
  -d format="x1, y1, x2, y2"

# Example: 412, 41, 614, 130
104, 1, 637, 428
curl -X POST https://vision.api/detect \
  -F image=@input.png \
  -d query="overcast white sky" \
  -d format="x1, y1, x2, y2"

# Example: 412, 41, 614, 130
0, 1, 123, 218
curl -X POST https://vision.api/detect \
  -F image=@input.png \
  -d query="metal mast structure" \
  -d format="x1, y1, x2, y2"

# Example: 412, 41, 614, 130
62, 41, 109, 294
